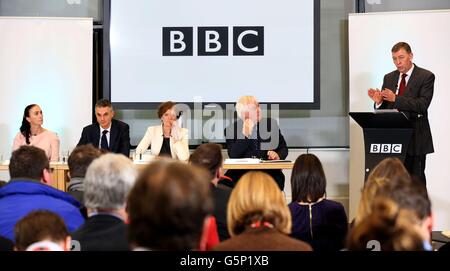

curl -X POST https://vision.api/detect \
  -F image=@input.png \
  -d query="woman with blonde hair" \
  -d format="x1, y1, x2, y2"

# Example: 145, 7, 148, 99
213, 171, 311, 251
347, 197, 426, 251
354, 157, 410, 225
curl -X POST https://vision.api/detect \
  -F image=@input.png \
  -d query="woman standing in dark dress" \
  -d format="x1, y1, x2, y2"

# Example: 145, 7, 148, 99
288, 154, 348, 251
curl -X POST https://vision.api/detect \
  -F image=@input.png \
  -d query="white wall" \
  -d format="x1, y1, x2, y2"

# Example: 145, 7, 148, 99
0, 17, 93, 164
349, 10, 450, 230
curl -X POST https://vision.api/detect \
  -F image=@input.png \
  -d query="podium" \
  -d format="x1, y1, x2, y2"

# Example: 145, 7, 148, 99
350, 111, 414, 181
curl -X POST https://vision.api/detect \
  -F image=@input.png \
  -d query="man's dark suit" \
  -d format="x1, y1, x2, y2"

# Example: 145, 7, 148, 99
77, 119, 130, 157
379, 64, 435, 182
211, 183, 232, 242
71, 214, 129, 251
224, 118, 288, 190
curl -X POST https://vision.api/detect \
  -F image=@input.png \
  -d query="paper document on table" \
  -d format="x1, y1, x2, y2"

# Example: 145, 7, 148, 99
224, 158, 261, 164
260, 160, 292, 163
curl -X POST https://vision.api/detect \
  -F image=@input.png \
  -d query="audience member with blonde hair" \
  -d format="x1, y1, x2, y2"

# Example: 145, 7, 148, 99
367, 157, 410, 181
127, 161, 213, 250
214, 171, 312, 251
289, 154, 348, 251
347, 197, 426, 251
354, 157, 411, 225
14, 210, 71, 251
375, 176, 433, 249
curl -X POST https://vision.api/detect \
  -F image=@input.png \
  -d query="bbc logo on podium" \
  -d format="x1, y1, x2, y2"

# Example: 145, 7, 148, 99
370, 144, 402, 154
162, 26, 264, 56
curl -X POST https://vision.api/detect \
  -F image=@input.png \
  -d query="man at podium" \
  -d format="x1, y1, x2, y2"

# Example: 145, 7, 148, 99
367, 42, 435, 184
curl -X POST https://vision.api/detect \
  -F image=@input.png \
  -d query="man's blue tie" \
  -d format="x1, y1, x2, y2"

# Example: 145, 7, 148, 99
101, 130, 109, 150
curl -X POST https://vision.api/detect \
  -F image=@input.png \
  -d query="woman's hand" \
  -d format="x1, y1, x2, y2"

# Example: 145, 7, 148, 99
171, 121, 183, 142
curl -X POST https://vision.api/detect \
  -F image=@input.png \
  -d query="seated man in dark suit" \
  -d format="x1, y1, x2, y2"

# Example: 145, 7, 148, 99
71, 153, 137, 251
224, 96, 288, 190
77, 99, 130, 157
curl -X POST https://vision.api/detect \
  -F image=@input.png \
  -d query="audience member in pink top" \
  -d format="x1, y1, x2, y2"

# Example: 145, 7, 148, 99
12, 104, 60, 162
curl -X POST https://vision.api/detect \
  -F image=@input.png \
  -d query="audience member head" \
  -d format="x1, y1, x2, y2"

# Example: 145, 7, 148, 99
9, 146, 51, 184
355, 158, 411, 225
235, 96, 261, 122
376, 176, 433, 242
127, 161, 212, 250
95, 99, 114, 129
14, 210, 71, 251
84, 153, 137, 217
20, 104, 42, 145
291, 153, 326, 203
366, 157, 410, 182
227, 171, 291, 236
189, 143, 223, 184
347, 197, 425, 251
68, 144, 102, 179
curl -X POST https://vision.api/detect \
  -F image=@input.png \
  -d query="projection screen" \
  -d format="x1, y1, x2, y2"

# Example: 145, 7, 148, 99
109, 0, 319, 108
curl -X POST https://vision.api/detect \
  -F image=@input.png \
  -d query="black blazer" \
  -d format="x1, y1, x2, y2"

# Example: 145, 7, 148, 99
225, 118, 288, 160
224, 118, 288, 190
379, 65, 435, 155
77, 119, 130, 157
211, 184, 232, 242
71, 214, 129, 251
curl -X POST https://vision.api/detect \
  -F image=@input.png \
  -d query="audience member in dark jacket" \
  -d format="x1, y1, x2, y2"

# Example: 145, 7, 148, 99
71, 214, 128, 251
190, 143, 232, 242
71, 153, 137, 251
0, 146, 84, 241
289, 154, 348, 251
67, 144, 103, 218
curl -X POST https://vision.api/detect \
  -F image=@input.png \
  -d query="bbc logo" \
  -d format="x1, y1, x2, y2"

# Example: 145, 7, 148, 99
370, 144, 402, 154
162, 26, 264, 56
